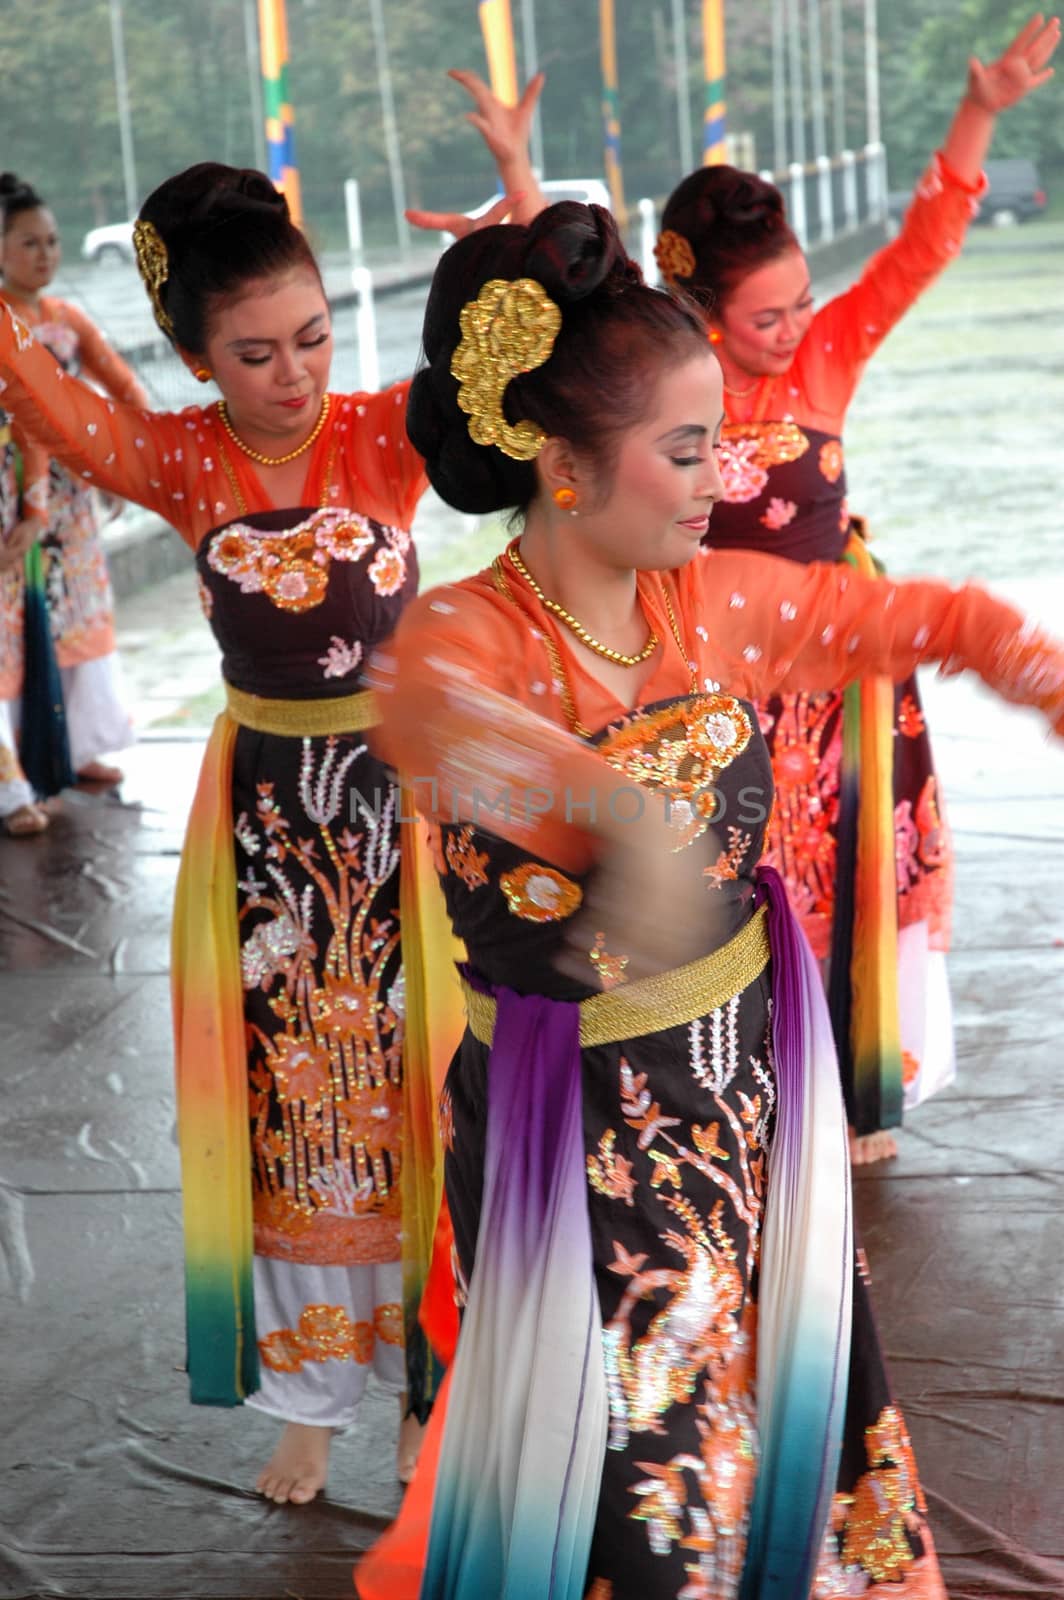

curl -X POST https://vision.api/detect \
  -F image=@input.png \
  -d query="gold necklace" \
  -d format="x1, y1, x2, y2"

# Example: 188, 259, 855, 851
217, 393, 330, 466
722, 375, 760, 399
507, 543, 659, 667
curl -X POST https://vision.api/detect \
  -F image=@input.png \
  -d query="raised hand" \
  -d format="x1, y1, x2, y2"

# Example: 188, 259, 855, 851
406, 192, 526, 240
966, 12, 1059, 114
449, 67, 545, 172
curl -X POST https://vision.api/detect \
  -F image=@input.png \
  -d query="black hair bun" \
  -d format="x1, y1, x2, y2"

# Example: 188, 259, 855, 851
663, 165, 786, 240
0, 172, 42, 211
140, 163, 289, 251
523, 201, 642, 303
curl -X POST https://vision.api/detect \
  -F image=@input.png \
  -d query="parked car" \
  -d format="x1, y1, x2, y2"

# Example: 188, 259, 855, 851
81, 221, 136, 264
887, 157, 1046, 234
978, 158, 1047, 225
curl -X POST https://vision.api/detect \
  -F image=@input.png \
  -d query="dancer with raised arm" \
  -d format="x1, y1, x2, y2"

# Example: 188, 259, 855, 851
0, 72, 543, 1505
356, 202, 1062, 1598
654, 14, 1059, 1160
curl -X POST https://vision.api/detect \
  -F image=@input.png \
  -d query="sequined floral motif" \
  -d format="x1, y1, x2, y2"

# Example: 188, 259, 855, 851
599, 695, 753, 849
445, 825, 490, 890
760, 496, 798, 531
319, 635, 364, 679
719, 420, 810, 504
243, 742, 406, 1265
258, 1300, 402, 1374
499, 861, 583, 922
590, 931, 630, 989
704, 827, 753, 888
207, 508, 409, 613
818, 439, 844, 483
824, 1405, 926, 1582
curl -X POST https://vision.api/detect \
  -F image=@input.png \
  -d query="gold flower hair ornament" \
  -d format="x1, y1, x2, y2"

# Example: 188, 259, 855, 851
450, 277, 562, 462
133, 219, 175, 340
654, 228, 697, 285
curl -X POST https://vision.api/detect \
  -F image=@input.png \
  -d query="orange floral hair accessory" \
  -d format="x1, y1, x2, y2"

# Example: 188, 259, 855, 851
654, 228, 697, 284
450, 277, 563, 461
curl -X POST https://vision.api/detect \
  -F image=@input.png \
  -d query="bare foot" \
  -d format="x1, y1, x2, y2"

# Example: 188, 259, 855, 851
2, 802, 50, 836
76, 760, 124, 785
848, 1127, 899, 1165
255, 1421, 331, 1505
397, 1402, 426, 1486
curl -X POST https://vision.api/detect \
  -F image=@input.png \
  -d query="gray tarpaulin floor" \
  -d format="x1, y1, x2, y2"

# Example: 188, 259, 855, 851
2, 649, 1062, 1598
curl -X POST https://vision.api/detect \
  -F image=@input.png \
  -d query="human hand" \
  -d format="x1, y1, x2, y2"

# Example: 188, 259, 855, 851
406, 192, 526, 240
449, 67, 544, 171
558, 801, 728, 989
0, 518, 42, 571
966, 12, 1059, 114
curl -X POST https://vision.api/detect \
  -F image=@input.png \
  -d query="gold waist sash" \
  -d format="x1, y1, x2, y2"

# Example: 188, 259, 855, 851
224, 682, 378, 737
463, 902, 770, 1049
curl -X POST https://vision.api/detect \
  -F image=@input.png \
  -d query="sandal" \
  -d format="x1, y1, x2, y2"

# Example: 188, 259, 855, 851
2, 802, 50, 837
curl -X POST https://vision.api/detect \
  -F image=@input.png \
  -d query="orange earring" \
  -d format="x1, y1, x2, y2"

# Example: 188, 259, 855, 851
194, 367, 212, 383
708, 328, 723, 346
553, 486, 578, 514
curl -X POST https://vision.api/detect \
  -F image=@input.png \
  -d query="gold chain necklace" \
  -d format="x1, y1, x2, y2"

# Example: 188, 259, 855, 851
507, 543, 660, 667
722, 375, 760, 399
217, 393, 330, 466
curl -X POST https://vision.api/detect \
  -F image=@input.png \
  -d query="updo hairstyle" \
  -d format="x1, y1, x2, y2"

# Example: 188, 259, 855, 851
0, 172, 47, 231
137, 163, 321, 354
660, 165, 800, 309
408, 202, 710, 517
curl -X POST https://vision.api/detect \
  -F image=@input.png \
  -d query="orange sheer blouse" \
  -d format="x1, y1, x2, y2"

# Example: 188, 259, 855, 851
0, 299, 425, 544
372, 544, 1064, 871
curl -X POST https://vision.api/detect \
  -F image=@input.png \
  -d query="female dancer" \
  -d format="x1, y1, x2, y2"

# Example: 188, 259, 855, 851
0, 74, 541, 1505
356, 203, 1063, 1598
0, 172, 148, 828
654, 14, 1059, 1159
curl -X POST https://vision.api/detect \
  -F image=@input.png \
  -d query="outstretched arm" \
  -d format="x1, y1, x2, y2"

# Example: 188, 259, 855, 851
407, 68, 547, 237
62, 301, 150, 409
0, 300, 186, 523
806, 13, 1059, 410
942, 12, 1059, 184
697, 548, 1064, 736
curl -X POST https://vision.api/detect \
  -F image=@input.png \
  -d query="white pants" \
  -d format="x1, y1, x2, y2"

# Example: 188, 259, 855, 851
0, 651, 134, 814
247, 1256, 406, 1429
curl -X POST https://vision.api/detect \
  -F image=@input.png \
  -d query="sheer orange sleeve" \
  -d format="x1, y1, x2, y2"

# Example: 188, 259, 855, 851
371, 583, 635, 872
0, 298, 191, 530
338, 379, 427, 529
55, 299, 150, 408
10, 418, 50, 522
795, 152, 987, 428
693, 547, 1064, 736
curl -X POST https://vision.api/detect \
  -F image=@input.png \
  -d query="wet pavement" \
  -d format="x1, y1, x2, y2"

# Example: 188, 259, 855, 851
1, 221, 1063, 1599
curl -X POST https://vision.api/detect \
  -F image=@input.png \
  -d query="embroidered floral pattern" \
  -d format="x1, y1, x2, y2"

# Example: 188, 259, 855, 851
818, 439, 844, 483
499, 861, 583, 922
445, 824, 490, 890
206, 509, 409, 613
258, 1300, 402, 1373
319, 635, 364, 679
760, 496, 798, 531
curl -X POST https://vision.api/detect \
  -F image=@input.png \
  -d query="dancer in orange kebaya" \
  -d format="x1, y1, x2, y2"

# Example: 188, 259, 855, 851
0, 171, 148, 831
355, 202, 1062, 1599
656, 14, 1059, 1161
0, 69, 544, 1507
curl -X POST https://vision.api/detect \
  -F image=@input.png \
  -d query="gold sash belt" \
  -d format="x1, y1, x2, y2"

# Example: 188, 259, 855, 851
463, 902, 770, 1049
224, 682, 378, 737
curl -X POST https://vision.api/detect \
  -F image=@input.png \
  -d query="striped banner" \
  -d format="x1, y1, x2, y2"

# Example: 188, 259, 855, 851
258, 0, 303, 224
478, 0, 519, 105
702, 0, 727, 165
599, 0, 627, 221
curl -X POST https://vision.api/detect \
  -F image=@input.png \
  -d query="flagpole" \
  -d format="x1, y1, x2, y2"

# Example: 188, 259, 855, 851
258, 0, 303, 225
479, 0, 519, 105
519, 0, 545, 175
701, 0, 727, 166
599, 0, 627, 222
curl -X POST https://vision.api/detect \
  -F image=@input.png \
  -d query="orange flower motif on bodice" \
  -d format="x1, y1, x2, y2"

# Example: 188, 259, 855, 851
206, 508, 409, 613
818, 438, 844, 483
